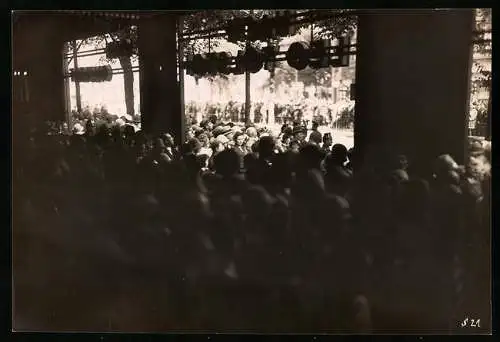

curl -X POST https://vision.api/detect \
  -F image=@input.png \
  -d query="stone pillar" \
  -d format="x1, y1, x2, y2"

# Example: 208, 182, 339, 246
137, 14, 183, 144
354, 9, 474, 173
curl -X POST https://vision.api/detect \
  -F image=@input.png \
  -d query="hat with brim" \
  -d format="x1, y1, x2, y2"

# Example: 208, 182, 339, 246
292, 126, 307, 135
220, 126, 232, 135
231, 126, 243, 134
212, 126, 225, 136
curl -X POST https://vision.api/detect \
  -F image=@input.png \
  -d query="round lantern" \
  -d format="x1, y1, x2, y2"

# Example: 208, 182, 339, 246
215, 52, 232, 75
192, 54, 209, 76
286, 41, 310, 70
242, 47, 264, 74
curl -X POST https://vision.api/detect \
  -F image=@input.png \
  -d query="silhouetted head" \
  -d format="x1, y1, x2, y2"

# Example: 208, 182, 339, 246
330, 144, 349, 165
309, 130, 323, 146
258, 136, 275, 159
183, 138, 201, 155
299, 143, 324, 171
293, 126, 307, 142
214, 149, 240, 178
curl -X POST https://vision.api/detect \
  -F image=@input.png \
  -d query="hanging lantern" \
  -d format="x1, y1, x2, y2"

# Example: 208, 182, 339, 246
215, 52, 232, 75
191, 54, 209, 76
309, 39, 331, 69
205, 53, 219, 76
71, 66, 113, 83
286, 41, 310, 70
242, 46, 264, 74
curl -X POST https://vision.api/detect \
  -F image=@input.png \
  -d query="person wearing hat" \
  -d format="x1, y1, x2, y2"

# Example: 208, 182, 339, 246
308, 130, 322, 148
245, 136, 276, 190
308, 121, 322, 144
292, 125, 308, 148
212, 125, 225, 137
324, 144, 353, 196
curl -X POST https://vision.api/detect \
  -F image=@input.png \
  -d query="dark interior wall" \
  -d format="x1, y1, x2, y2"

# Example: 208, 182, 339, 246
13, 14, 66, 125
354, 9, 474, 171
138, 14, 183, 144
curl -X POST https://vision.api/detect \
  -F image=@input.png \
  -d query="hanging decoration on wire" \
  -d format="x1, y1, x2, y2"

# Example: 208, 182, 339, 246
182, 12, 355, 76
70, 66, 113, 83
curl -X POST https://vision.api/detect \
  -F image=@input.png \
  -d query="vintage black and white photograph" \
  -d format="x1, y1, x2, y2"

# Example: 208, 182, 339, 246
12, 9, 492, 334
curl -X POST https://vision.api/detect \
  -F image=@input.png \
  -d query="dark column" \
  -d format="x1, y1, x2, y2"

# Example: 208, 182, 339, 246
13, 14, 67, 125
138, 14, 182, 144
354, 9, 474, 172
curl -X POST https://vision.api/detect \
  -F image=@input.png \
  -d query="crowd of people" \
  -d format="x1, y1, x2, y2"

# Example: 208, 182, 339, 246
185, 100, 354, 128
13, 114, 491, 333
